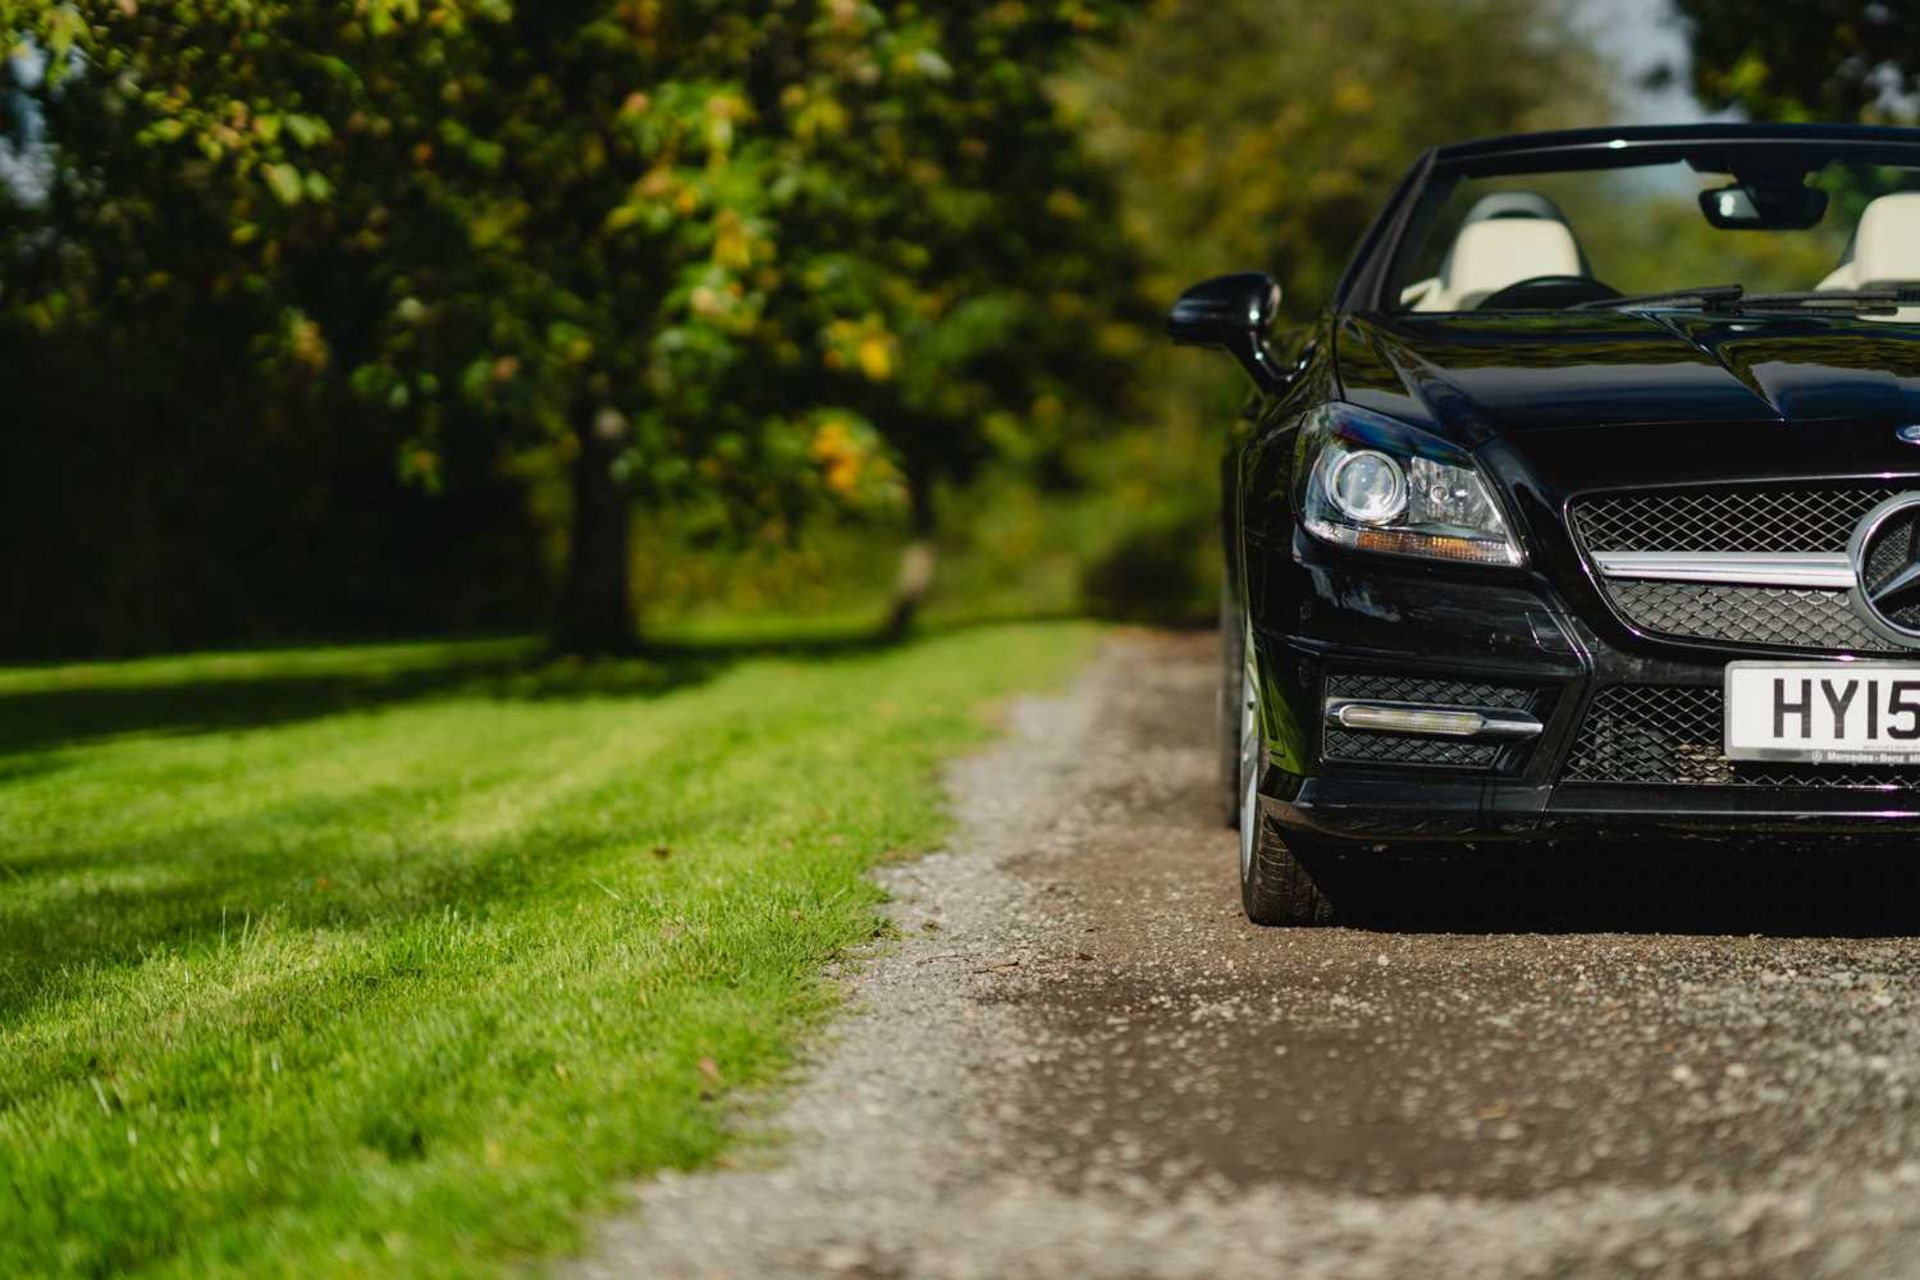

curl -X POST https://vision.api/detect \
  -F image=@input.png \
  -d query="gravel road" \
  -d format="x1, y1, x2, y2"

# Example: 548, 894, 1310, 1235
573, 633, 1920, 1279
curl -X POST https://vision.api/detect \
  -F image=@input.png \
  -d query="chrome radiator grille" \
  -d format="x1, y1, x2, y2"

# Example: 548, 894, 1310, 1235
1571, 485, 1915, 653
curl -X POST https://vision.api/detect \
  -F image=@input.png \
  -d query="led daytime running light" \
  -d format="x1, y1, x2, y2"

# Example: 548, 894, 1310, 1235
1335, 704, 1486, 737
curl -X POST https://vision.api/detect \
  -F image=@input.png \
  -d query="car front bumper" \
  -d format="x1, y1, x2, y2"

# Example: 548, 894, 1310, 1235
1250, 527, 1920, 844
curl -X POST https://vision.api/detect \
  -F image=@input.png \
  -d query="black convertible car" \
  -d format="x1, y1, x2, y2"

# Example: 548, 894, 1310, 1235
1175, 123, 1920, 924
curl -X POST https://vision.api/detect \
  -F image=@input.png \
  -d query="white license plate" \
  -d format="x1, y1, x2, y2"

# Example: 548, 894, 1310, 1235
1725, 663, 1920, 763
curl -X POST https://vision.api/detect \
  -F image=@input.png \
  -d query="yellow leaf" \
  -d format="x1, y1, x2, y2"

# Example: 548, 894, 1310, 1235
856, 335, 893, 381
810, 419, 854, 462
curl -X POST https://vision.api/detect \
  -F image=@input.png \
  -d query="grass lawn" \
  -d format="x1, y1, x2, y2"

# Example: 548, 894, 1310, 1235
0, 622, 1098, 1278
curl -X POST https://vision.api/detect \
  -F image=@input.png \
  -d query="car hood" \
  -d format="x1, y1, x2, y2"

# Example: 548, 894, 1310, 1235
1336, 310, 1920, 439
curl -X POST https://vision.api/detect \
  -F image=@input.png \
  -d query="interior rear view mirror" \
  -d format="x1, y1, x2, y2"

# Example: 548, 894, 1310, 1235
1699, 180, 1829, 231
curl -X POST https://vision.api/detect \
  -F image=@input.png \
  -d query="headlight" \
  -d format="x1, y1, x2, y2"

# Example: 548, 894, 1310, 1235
1299, 404, 1524, 567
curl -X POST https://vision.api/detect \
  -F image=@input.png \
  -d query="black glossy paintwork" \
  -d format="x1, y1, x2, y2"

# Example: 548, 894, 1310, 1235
1209, 124, 1920, 845
1339, 312, 1920, 435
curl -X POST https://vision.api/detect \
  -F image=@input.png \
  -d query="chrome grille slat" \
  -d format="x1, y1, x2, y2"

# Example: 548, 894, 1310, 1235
1591, 551, 1854, 588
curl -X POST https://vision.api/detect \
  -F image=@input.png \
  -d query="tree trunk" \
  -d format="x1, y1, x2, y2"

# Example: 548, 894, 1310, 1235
883, 469, 938, 641
553, 406, 635, 655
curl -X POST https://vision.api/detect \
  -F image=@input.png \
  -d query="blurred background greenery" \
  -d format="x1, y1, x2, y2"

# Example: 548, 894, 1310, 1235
1, 0, 1914, 659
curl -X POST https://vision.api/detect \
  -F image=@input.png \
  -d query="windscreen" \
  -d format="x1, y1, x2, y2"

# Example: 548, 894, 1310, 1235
1389, 158, 1920, 314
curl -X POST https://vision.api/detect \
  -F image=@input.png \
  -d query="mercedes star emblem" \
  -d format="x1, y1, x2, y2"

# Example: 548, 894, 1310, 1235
1849, 493, 1920, 647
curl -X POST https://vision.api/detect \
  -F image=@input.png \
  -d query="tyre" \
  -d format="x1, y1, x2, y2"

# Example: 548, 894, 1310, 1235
1218, 585, 1246, 828
1235, 623, 1338, 925
1239, 809, 1338, 926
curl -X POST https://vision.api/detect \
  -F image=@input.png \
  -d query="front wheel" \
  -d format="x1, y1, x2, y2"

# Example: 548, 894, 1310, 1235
1237, 650, 1337, 926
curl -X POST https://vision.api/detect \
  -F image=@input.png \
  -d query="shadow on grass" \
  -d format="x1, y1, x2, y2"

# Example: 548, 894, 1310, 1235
0, 652, 528, 758
0, 613, 1084, 761
1315, 841, 1920, 939
0, 615, 1041, 760
0, 747, 726, 1033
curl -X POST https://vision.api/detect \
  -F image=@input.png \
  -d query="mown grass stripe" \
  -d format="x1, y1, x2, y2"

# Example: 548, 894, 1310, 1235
0, 622, 1097, 1278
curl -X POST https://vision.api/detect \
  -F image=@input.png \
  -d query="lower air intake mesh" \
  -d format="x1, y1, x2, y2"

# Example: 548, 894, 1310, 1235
1564, 684, 1920, 788
1323, 673, 1533, 710
1321, 730, 1503, 768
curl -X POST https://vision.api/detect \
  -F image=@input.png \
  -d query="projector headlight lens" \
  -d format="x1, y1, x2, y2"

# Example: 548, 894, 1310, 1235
1325, 450, 1407, 525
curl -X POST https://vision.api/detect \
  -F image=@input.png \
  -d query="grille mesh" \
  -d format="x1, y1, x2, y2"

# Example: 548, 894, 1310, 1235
1564, 684, 1920, 788
1869, 526, 1911, 583
1604, 580, 1895, 652
1324, 673, 1533, 710
1322, 729, 1502, 769
1861, 507, 1920, 630
1573, 488, 1900, 554
1321, 673, 1534, 770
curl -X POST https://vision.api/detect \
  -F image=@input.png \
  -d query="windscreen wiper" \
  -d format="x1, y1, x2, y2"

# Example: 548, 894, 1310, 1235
1736, 289, 1903, 314
1575, 285, 1906, 316
1572, 285, 1745, 312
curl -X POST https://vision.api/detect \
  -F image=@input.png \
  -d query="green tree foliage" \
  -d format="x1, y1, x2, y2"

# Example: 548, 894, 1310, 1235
0, 4, 556, 657
1056, 0, 1607, 623
1075, 0, 1608, 319
0, 1, 1136, 654
1669, 0, 1920, 123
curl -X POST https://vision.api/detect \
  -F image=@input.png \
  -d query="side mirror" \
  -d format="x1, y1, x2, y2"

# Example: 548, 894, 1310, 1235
1168, 271, 1285, 391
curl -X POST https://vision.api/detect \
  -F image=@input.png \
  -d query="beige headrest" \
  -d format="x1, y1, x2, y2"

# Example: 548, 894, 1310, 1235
1848, 191, 1920, 288
1436, 218, 1583, 310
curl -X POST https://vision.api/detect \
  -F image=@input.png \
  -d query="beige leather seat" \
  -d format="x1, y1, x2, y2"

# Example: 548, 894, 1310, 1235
1411, 217, 1585, 312
1817, 191, 1920, 290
